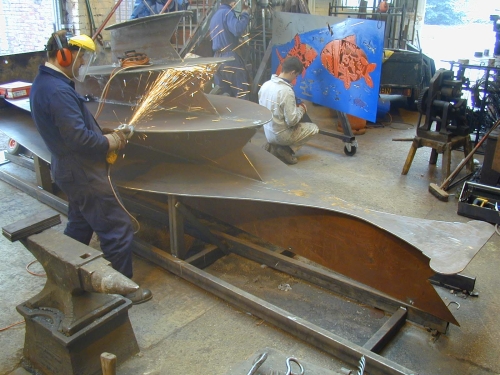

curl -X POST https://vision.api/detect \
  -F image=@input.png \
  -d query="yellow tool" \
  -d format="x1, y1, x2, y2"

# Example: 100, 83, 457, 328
106, 149, 119, 164
105, 124, 134, 164
473, 197, 489, 207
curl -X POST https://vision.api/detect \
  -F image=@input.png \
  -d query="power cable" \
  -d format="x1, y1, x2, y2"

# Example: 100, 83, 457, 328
94, 51, 150, 119
26, 259, 46, 277
0, 259, 47, 332
107, 163, 141, 234
0, 320, 25, 332
95, 53, 148, 234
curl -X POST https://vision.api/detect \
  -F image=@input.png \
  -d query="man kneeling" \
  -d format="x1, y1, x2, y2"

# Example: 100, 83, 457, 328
258, 56, 319, 164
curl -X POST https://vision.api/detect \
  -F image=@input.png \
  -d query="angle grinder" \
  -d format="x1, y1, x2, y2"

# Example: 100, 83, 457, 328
106, 124, 134, 164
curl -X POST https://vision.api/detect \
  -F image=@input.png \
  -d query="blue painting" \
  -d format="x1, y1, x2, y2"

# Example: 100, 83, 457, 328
271, 17, 384, 122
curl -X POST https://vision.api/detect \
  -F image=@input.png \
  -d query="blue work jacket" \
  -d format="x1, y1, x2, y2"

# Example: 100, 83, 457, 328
209, 4, 250, 53
30, 65, 111, 191
30, 65, 109, 162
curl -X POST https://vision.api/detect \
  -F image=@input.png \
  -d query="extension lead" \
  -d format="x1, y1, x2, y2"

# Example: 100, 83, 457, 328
105, 124, 141, 233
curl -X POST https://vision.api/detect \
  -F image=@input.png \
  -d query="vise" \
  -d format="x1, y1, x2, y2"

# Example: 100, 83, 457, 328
2, 209, 140, 375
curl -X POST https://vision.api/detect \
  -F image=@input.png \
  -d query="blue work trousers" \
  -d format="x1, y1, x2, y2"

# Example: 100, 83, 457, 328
54, 159, 134, 278
214, 51, 249, 100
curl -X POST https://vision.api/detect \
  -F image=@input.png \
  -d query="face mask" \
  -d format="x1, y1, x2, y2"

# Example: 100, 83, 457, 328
72, 47, 97, 83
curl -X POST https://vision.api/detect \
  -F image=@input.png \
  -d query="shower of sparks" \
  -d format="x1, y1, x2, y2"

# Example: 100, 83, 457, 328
128, 64, 217, 126
233, 31, 263, 52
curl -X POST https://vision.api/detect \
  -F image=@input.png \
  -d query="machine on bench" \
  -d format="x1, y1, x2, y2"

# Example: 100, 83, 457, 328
402, 69, 473, 182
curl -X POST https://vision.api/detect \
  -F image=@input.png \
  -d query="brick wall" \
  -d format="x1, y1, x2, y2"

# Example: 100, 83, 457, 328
0, 0, 55, 55
0, 0, 135, 56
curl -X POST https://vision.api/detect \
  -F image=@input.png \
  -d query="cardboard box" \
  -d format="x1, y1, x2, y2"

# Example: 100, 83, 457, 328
0, 81, 32, 99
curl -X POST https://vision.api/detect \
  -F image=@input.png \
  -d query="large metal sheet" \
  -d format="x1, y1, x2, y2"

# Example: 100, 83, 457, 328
106, 12, 191, 63
110, 141, 494, 325
0, 99, 495, 324
0, 102, 51, 163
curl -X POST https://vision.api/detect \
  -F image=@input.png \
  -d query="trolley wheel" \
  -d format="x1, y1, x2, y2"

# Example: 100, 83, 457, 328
6, 138, 24, 155
344, 144, 357, 156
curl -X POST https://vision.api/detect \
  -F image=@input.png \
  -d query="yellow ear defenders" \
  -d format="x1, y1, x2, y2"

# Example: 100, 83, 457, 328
53, 33, 73, 67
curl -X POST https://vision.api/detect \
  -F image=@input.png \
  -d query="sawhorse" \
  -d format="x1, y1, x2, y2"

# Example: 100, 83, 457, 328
401, 134, 473, 182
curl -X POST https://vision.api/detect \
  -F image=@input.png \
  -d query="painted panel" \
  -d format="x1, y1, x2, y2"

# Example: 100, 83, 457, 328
271, 12, 384, 122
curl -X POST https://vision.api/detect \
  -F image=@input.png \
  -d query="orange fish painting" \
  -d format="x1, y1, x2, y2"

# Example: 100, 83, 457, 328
320, 35, 376, 89
275, 34, 318, 77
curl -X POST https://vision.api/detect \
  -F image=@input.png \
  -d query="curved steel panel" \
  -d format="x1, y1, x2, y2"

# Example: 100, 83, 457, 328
106, 12, 192, 63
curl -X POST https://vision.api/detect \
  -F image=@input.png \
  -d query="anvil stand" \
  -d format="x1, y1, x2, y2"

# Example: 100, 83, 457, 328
2, 209, 139, 375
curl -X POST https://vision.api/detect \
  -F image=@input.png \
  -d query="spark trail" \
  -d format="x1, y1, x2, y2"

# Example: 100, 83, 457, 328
129, 64, 217, 126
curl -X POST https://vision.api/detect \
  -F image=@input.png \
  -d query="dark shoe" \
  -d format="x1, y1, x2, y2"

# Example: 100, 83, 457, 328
263, 142, 272, 152
124, 287, 152, 305
273, 145, 298, 165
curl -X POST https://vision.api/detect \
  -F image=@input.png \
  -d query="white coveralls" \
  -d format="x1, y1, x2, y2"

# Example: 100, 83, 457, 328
258, 74, 318, 151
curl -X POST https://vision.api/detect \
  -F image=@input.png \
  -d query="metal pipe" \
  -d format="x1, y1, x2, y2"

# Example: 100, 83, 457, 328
92, 0, 126, 41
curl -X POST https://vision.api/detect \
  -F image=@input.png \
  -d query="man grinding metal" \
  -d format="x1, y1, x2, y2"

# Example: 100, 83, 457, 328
29, 30, 152, 304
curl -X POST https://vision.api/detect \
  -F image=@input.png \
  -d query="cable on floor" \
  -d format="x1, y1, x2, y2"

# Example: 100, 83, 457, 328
0, 320, 25, 332
1, 259, 45, 332
389, 120, 416, 130
379, 111, 393, 127
26, 259, 46, 277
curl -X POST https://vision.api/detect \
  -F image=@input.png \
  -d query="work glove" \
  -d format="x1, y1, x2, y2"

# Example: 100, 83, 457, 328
104, 130, 127, 151
101, 128, 115, 135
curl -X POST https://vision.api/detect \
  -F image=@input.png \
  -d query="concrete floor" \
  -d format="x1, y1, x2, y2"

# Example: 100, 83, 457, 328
1, 97, 499, 375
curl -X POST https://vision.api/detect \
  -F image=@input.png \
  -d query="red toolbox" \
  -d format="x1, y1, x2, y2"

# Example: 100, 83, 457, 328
0, 81, 32, 99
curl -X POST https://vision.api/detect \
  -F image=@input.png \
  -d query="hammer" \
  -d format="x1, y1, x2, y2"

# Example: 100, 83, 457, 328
429, 119, 500, 201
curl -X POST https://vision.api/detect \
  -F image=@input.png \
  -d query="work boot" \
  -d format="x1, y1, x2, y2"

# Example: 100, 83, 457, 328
124, 287, 153, 305
273, 145, 298, 165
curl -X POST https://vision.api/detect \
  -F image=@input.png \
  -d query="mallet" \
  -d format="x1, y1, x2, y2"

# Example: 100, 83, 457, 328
429, 119, 500, 201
